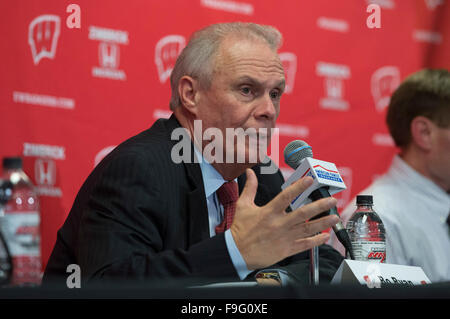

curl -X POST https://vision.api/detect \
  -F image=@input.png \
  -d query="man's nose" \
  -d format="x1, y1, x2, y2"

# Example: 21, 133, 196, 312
254, 93, 278, 122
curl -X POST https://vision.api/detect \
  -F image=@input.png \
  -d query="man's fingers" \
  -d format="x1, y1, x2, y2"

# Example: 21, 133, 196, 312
286, 197, 338, 226
266, 176, 314, 212
290, 233, 330, 254
239, 168, 258, 204
290, 215, 339, 239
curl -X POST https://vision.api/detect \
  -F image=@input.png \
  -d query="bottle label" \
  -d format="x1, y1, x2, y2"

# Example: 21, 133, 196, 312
0, 211, 40, 257
352, 241, 386, 263
0, 211, 42, 285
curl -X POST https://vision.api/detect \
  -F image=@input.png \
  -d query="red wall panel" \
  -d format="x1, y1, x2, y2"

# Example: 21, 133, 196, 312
1, 0, 449, 268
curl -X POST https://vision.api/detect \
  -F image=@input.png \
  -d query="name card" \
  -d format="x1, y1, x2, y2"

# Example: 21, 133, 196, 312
331, 260, 431, 288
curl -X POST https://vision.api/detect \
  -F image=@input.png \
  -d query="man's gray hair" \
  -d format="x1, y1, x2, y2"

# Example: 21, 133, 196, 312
169, 22, 283, 110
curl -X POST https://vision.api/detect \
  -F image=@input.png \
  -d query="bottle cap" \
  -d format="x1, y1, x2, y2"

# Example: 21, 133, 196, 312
356, 195, 373, 205
2, 157, 23, 169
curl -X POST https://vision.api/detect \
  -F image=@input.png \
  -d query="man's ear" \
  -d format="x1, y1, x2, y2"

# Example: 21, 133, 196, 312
178, 76, 200, 116
410, 116, 434, 151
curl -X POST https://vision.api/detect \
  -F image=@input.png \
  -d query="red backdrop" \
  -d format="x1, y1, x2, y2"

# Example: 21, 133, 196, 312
1, 0, 449, 269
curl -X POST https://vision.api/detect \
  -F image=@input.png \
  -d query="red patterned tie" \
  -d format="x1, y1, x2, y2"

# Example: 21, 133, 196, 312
215, 181, 239, 234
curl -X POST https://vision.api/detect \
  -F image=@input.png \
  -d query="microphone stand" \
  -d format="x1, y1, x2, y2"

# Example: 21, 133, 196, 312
307, 188, 355, 286
310, 245, 319, 285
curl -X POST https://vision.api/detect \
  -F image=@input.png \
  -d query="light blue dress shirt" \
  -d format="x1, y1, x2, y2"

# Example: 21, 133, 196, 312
193, 148, 252, 280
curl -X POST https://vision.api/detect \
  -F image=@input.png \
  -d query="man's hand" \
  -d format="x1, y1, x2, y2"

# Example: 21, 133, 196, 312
230, 168, 339, 270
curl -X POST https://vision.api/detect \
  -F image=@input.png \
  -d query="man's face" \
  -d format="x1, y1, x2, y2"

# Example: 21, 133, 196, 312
195, 37, 285, 165
429, 124, 450, 192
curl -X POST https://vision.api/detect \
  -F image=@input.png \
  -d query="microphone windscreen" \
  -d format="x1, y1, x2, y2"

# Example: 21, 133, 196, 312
284, 140, 313, 169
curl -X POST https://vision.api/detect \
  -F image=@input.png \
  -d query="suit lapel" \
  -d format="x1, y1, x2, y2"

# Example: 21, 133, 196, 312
184, 154, 210, 247
163, 114, 210, 246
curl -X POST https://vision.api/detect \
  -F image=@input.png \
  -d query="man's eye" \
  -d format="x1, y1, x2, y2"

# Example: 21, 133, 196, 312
240, 87, 252, 95
270, 90, 280, 99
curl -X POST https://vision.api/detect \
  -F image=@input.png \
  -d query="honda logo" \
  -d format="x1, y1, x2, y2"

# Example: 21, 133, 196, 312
35, 158, 56, 186
325, 77, 343, 99
89, 25, 128, 81
316, 62, 351, 111
99, 42, 120, 69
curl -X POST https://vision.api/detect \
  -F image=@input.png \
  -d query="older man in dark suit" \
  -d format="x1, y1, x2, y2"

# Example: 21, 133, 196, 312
43, 22, 343, 287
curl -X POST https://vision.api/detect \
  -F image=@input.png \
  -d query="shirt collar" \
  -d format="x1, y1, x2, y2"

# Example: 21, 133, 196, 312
390, 155, 450, 215
193, 147, 227, 198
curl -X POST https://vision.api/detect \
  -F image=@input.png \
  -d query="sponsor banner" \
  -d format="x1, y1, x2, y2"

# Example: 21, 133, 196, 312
276, 123, 309, 138
23, 143, 65, 160
28, 15, 61, 65
279, 52, 297, 94
365, 0, 395, 9
371, 66, 400, 112
13, 91, 75, 110
153, 109, 173, 119
94, 145, 117, 167
88, 26, 129, 44
317, 17, 349, 33
413, 30, 442, 44
424, 0, 444, 10
316, 62, 351, 111
372, 133, 395, 147
200, 0, 254, 15
89, 26, 129, 81
1, 0, 448, 269
22, 143, 64, 198
155, 35, 186, 84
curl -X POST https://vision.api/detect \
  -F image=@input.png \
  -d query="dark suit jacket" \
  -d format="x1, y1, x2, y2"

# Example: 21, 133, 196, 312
43, 115, 343, 286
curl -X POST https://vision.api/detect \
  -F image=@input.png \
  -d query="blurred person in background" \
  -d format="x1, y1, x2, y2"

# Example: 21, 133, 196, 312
330, 69, 450, 282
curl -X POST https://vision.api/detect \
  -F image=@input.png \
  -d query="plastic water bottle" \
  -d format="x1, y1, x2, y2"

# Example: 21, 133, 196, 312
0, 180, 13, 285
0, 157, 42, 286
346, 195, 386, 263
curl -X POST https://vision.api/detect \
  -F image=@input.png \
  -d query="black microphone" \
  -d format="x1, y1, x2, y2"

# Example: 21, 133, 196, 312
284, 140, 354, 260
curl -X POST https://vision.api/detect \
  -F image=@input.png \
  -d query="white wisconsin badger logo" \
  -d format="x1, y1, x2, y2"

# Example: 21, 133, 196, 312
28, 15, 61, 65
279, 52, 297, 94
155, 35, 186, 83
371, 66, 400, 112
